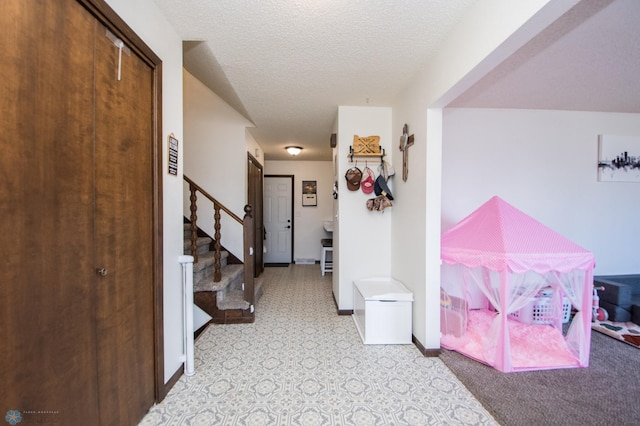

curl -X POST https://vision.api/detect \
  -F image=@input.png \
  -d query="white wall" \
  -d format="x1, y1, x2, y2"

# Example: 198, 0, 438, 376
334, 106, 393, 310
104, 0, 185, 382
264, 161, 333, 261
183, 70, 258, 260
443, 108, 640, 275
246, 130, 264, 166
390, 0, 570, 350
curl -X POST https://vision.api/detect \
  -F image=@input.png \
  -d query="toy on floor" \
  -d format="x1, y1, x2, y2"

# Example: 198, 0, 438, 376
593, 286, 609, 322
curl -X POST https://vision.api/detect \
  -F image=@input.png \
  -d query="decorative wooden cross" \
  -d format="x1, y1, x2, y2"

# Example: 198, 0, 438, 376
399, 124, 414, 181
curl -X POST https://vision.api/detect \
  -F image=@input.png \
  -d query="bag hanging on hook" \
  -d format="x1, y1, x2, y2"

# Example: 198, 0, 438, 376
377, 160, 395, 181
366, 195, 393, 212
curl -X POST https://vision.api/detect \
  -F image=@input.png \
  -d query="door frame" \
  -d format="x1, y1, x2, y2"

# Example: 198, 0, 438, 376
79, 0, 166, 402
247, 153, 264, 276
264, 174, 294, 265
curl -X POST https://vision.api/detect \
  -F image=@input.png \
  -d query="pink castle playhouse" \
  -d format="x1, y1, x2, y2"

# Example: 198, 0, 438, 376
440, 196, 595, 372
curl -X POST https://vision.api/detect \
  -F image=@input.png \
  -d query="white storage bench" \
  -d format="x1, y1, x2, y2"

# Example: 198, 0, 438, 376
353, 277, 413, 344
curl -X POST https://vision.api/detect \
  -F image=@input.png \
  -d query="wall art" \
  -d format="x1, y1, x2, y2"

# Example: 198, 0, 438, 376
168, 134, 178, 176
302, 180, 317, 206
597, 134, 640, 182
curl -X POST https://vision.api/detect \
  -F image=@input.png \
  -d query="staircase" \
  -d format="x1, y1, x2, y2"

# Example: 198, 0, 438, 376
184, 225, 264, 324
184, 175, 263, 324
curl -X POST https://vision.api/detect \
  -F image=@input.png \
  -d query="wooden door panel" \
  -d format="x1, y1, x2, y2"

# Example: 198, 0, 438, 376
248, 156, 264, 275
0, 0, 100, 423
1, 1, 157, 425
93, 22, 156, 426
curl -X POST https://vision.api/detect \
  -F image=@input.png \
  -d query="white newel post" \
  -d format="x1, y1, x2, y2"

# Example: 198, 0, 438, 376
179, 255, 195, 376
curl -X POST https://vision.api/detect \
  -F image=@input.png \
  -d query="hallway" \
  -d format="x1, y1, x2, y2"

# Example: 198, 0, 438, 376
139, 264, 496, 425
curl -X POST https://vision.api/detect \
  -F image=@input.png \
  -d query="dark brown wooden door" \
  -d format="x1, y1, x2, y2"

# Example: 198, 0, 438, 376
93, 17, 156, 426
0, 1, 101, 423
248, 154, 264, 276
0, 1, 156, 424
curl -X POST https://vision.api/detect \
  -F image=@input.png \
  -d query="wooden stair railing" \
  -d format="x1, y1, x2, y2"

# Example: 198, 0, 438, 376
242, 205, 255, 308
184, 175, 254, 308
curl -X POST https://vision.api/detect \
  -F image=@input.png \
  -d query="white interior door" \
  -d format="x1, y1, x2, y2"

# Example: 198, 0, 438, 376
264, 176, 293, 263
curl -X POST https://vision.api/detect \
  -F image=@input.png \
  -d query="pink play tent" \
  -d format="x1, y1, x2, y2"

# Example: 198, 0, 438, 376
440, 196, 595, 372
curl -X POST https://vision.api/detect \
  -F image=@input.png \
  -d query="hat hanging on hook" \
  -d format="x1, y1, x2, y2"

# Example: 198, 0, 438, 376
345, 165, 362, 191
361, 166, 375, 194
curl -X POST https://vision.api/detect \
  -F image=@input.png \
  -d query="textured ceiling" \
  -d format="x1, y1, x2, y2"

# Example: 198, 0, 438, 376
153, 0, 640, 161
153, 0, 476, 160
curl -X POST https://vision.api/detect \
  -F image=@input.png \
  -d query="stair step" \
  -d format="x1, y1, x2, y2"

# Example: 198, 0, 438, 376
193, 252, 230, 284
183, 236, 212, 255
192, 251, 229, 273
216, 275, 264, 310
194, 264, 243, 293
183, 223, 194, 239
217, 288, 250, 310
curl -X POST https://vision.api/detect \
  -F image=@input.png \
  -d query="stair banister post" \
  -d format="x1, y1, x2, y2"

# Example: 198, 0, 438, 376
189, 183, 199, 264
213, 204, 222, 282
243, 204, 255, 306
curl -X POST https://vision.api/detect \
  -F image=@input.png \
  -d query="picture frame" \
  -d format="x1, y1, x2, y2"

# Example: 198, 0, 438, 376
302, 180, 317, 206
168, 134, 179, 176
597, 134, 640, 182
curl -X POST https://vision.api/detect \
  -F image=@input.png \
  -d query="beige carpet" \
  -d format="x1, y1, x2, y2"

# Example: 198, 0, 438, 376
441, 322, 640, 426
139, 264, 497, 425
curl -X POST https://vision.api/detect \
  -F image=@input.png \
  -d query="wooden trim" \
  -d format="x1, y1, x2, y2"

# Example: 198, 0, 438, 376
248, 152, 262, 169
77, 0, 161, 67
331, 291, 353, 315
158, 366, 183, 402
412, 335, 441, 357
242, 205, 255, 305
153, 63, 165, 403
247, 153, 264, 277
78, 0, 166, 404
194, 322, 211, 340
184, 175, 243, 224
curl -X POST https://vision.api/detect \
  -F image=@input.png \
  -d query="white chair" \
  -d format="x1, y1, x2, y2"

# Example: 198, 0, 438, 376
321, 239, 333, 276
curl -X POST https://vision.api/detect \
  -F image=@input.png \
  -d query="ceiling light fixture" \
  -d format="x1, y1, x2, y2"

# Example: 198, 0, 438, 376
285, 146, 303, 156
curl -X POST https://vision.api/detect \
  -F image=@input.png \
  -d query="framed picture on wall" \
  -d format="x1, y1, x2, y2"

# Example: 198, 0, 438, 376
302, 180, 317, 206
168, 134, 178, 176
597, 134, 640, 182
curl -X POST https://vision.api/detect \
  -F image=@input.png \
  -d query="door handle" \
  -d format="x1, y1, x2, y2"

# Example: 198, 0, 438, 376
97, 268, 109, 277
285, 225, 291, 229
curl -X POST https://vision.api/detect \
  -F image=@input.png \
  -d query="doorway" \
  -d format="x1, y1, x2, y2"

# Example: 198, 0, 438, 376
264, 175, 294, 264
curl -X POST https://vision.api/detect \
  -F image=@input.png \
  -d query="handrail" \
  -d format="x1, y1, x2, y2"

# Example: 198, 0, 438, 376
183, 174, 255, 320
184, 175, 243, 224
183, 173, 254, 320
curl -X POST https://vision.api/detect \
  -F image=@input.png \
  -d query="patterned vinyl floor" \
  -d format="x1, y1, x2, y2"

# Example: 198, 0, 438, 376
139, 264, 497, 425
